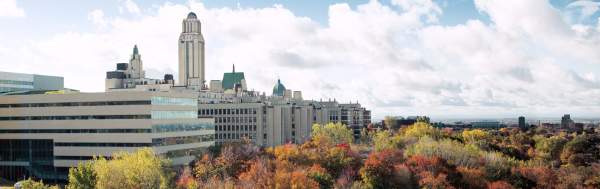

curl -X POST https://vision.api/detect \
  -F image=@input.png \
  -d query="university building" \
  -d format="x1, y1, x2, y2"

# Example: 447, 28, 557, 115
0, 91, 214, 181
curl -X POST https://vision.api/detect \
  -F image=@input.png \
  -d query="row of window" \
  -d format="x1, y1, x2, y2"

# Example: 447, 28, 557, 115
198, 108, 259, 116
164, 148, 207, 159
0, 129, 151, 133
0, 79, 33, 86
151, 111, 197, 119
216, 133, 255, 140
215, 116, 258, 123
0, 87, 31, 93
54, 156, 108, 160
216, 125, 257, 131
0, 139, 54, 162
54, 142, 151, 147
151, 96, 196, 106
152, 123, 214, 133
152, 134, 214, 146
0, 100, 151, 108
0, 115, 150, 121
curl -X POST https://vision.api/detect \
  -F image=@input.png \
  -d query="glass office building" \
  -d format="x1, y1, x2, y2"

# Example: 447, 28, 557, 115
0, 71, 64, 94
0, 91, 214, 182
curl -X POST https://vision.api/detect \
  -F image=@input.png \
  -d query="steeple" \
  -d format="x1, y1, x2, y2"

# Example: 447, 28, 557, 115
133, 45, 139, 55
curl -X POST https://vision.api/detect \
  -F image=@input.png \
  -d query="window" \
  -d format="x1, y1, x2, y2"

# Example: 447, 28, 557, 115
151, 111, 196, 119
151, 96, 196, 106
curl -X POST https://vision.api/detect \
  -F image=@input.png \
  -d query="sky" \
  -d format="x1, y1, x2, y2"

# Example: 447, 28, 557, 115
1, 0, 600, 120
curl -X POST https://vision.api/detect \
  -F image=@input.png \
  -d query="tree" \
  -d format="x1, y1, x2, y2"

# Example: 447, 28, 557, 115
238, 158, 275, 189
402, 122, 442, 139
307, 164, 334, 189
311, 123, 353, 145
67, 160, 96, 189
560, 134, 600, 166
533, 135, 567, 164
372, 130, 403, 152
462, 129, 490, 144
359, 149, 407, 189
383, 116, 397, 130
92, 148, 173, 189
17, 178, 59, 189
487, 181, 514, 189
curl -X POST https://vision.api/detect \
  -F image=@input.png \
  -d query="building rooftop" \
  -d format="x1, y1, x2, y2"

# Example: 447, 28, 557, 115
272, 79, 286, 96
222, 65, 245, 90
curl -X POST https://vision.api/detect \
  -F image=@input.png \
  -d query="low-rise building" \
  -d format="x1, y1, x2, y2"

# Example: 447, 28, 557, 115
0, 91, 214, 181
0, 71, 64, 94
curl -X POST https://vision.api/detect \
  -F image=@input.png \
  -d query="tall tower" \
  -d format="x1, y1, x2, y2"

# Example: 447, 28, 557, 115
178, 12, 205, 88
130, 45, 144, 79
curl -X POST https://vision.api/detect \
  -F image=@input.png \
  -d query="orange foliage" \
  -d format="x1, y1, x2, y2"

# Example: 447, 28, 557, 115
487, 181, 515, 189
238, 159, 274, 189
457, 166, 487, 189
513, 166, 556, 188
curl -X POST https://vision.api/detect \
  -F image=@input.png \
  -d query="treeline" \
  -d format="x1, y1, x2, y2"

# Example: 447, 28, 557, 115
22, 122, 600, 189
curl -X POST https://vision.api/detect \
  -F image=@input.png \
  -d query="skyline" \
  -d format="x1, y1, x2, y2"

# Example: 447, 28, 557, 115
2, 0, 600, 119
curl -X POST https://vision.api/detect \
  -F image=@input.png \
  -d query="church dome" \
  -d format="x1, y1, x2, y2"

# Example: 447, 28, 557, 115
272, 79, 286, 96
187, 12, 197, 19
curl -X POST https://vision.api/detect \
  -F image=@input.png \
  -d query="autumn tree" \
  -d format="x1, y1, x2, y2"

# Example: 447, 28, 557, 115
372, 130, 403, 152
67, 160, 96, 189
383, 116, 397, 130
401, 122, 442, 139
311, 123, 354, 145
17, 178, 59, 189
359, 149, 409, 189
92, 148, 173, 189
560, 134, 600, 166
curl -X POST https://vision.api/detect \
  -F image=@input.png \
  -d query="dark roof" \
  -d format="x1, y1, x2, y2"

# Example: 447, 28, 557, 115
222, 72, 245, 90
272, 79, 286, 96
187, 12, 197, 19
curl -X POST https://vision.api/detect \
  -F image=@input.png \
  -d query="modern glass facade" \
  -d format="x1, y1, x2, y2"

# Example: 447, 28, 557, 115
0, 139, 57, 181
152, 122, 214, 133
0, 71, 63, 93
151, 96, 197, 106
151, 111, 196, 119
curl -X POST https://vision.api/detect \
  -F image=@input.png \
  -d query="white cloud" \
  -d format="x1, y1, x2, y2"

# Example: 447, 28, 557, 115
0, 0, 25, 18
2, 0, 600, 119
124, 0, 141, 14
88, 9, 107, 26
567, 0, 600, 20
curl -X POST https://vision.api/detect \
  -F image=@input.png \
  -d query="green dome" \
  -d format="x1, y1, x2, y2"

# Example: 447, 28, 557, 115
272, 79, 286, 96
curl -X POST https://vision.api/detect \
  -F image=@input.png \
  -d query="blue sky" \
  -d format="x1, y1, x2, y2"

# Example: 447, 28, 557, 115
2, 0, 600, 119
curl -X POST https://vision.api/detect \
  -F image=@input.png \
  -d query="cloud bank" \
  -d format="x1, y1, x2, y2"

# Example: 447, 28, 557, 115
2, 0, 600, 119
0, 0, 25, 18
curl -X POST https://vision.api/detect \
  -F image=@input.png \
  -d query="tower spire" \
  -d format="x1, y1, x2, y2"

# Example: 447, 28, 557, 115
133, 45, 139, 55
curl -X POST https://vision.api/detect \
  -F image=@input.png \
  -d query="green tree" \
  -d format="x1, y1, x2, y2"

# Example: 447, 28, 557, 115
18, 178, 59, 189
67, 160, 96, 189
311, 123, 353, 145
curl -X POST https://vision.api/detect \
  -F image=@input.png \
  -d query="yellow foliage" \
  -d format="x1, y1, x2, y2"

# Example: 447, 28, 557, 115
402, 122, 441, 139
462, 129, 490, 143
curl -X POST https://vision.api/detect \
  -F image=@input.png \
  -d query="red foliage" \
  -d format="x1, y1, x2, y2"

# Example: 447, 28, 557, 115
513, 166, 556, 188
487, 181, 515, 189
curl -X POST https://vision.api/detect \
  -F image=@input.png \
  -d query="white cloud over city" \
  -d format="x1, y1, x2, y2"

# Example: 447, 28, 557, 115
0, 0, 25, 18
2, 0, 600, 119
